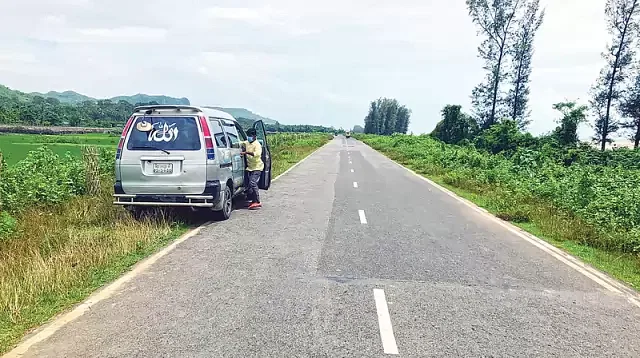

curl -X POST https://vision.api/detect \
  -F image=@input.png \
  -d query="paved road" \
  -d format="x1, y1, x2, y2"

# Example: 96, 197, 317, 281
18, 137, 640, 357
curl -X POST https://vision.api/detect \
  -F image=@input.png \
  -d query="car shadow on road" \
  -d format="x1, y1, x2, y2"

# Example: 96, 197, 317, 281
128, 196, 251, 226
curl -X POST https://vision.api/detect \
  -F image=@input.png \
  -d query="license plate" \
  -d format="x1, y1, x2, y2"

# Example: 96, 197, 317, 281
153, 163, 173, 174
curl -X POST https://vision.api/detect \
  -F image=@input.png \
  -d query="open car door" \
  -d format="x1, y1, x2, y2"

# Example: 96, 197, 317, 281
253, 120, 272, 190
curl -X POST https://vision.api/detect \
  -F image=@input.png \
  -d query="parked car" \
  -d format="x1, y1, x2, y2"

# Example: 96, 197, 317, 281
113, 105, 272, 220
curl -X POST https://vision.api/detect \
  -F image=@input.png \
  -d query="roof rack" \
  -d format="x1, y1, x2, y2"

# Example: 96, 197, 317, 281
133, 105, 202, 112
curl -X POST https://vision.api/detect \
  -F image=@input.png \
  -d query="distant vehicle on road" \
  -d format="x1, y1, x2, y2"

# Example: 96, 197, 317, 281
113, 105, 272, 220
345, 131, 351, 138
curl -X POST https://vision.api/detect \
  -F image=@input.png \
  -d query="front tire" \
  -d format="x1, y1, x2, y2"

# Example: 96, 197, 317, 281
214, 185, 233, 221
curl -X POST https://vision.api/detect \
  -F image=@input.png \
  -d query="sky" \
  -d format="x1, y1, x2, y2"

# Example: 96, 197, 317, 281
0, 0, 610, 137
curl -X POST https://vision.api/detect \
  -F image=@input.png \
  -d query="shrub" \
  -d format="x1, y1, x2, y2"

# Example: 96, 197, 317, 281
0, 147, 85, 214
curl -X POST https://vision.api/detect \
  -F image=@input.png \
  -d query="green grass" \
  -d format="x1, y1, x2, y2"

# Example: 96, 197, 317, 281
0, 133, 119, 165
269, 133, 332, 176
358, 135, 640, 292
0, 131, 331, 354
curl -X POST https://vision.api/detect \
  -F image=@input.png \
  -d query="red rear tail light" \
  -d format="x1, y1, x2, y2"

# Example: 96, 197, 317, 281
116, 116, 135, 159
199, 115, 215, 160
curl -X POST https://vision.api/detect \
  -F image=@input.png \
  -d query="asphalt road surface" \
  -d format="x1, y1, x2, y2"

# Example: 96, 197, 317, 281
17, 137, 640, 357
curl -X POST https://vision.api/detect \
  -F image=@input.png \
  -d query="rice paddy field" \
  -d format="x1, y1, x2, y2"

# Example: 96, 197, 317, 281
0, 133, 119, 165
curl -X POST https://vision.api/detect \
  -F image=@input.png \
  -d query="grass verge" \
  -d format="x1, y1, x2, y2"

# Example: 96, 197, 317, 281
269, 133, 332, 177
361, 140, 640, 291
0, 187, 184, 353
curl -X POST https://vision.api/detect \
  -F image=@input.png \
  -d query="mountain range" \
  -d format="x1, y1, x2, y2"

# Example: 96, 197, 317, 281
0, 85, 277, 124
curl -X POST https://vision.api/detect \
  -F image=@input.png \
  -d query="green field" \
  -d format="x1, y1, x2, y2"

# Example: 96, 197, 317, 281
0, 133, 119, 165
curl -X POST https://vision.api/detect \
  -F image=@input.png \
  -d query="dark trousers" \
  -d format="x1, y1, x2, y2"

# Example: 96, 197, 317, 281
246, 170, 262, 203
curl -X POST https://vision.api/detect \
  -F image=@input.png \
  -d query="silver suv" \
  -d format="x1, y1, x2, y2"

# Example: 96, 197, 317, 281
113, 105, 272, 220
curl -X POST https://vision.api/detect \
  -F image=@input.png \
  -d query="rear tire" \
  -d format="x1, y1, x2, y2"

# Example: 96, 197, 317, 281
214, 186, 233, 221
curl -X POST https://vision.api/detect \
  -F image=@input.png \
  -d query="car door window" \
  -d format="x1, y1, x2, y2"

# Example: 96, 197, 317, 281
235, 123, 247, 141
222, 120, 240, 147
209, 118, 228, 148
253, 120, 268, 148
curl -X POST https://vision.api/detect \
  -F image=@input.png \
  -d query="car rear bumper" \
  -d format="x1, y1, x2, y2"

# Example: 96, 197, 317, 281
113, 180, 221, 208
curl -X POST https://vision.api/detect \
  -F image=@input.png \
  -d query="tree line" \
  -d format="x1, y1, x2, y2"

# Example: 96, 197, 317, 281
428, 0, 640, 150
0, 92, 338, 133
235, 117, 338, 134
362, 98, 411, 135
0, 95, 155, 128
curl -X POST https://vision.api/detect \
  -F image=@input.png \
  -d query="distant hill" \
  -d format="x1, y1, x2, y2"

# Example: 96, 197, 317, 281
0, 85, 32, 102
31, 90, 190, 106
31, 90, 94, 104
111, 94, 190, 106
209, 107, 277, 124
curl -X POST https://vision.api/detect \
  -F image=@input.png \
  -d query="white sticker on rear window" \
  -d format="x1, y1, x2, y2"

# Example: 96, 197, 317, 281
148, 122, 179, 143
136, 121, 153, 132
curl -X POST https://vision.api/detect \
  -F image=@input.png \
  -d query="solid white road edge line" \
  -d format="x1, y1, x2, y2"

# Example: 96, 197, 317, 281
359, 210, 367, 224
353, 182, 358, 188
367, 143, 640, 309
373, 289, 399, 355
4, 140, 332, 358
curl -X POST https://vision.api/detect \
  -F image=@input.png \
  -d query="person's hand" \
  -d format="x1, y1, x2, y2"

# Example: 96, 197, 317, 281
240, 151, 246, 156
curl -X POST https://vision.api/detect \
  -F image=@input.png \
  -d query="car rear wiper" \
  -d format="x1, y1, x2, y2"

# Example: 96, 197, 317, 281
131, 146, 171, 155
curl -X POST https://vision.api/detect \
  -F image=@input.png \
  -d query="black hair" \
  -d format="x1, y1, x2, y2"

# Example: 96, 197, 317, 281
246, 128, 257, 136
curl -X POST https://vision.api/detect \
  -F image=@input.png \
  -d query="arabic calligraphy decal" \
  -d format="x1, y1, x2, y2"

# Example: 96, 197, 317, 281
147, 122, 180, 143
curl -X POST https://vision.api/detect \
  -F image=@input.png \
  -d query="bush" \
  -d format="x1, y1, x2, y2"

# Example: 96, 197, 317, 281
0, 211, 16, 239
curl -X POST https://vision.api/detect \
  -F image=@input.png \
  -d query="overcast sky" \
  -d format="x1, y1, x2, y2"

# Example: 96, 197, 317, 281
0, 0, 609, 136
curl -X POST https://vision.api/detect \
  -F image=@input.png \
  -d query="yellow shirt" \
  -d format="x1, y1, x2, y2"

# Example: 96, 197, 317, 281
242, 140, 264, 171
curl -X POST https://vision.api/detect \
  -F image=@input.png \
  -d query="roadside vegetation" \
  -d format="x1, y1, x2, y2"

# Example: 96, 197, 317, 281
0, 131, 330, 353
357, 122, 640, 289
354, 0, 640, 291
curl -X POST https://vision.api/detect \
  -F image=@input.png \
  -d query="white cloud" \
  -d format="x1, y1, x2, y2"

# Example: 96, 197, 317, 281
0, 0, 613, 133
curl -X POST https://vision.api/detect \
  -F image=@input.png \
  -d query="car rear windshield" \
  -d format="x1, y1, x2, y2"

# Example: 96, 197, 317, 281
126, 116, 201, 151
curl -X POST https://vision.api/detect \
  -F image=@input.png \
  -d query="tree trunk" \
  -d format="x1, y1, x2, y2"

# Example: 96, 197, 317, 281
512, 64, 523, 121
635, 122, 640, 148
489, 42, 506, 128
602, 61, 619, 151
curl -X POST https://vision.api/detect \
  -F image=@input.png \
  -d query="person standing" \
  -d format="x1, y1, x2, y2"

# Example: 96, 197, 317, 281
241, 128, 264, 210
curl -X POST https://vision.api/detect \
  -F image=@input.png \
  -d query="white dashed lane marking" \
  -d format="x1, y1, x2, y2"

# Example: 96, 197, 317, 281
358, 210, 367, 224
373, 289, 399, 355
353, 182, 358, 188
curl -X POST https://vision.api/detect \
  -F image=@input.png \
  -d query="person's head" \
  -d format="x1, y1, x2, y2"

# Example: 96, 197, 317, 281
246, 128, 257, 143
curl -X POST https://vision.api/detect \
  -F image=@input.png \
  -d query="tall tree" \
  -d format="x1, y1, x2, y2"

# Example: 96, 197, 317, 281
505, 0, 545, 129
552, 102, 588, 147
592, 0, 640, 150
395, 105, 411, 134
467, 0, 524, 128
620, 71, 640, 147
382, 99, 399, 135
431, 105, 479, 144
363, 100, 378, 134
362, 98, 411, 135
